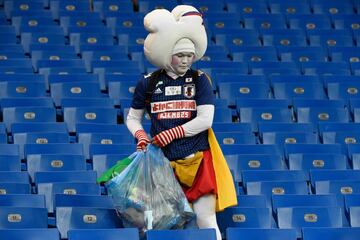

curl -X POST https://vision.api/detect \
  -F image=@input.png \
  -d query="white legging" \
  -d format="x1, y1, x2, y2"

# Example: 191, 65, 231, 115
193, 194, 222, 240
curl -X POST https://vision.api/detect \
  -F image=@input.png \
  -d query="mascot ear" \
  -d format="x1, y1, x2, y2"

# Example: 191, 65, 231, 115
144, 9, 174, 33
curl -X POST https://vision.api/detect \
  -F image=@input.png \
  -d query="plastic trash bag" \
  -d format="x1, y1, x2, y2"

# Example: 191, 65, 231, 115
106, 144, 195, 235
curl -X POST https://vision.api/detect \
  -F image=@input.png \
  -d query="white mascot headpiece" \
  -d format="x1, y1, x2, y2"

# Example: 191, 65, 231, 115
143, 5, 208, 70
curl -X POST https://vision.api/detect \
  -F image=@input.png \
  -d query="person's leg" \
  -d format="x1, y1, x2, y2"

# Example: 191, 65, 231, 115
192, 194, 222, 240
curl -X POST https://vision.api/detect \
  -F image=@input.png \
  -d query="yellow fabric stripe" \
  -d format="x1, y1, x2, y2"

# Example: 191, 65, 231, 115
170, 152, 203, 187
208, 128, 238, 212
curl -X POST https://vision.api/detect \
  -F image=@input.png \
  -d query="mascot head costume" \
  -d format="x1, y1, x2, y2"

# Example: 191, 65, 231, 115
143, 5, 208, 72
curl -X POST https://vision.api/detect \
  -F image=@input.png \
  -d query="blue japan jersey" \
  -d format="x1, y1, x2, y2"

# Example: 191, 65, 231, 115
131, 69, 215, 160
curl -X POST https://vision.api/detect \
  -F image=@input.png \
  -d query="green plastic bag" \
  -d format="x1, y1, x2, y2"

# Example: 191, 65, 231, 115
96, 152, 137, 184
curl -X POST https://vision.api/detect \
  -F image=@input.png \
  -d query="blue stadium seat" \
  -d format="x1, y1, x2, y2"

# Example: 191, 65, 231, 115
227, 2, 268, 14
68, 228, 139, 240
227, 228, 297, 240
262, 29, 307, 47
225, 154, 285, 183
24, 143, 83, 159
90, 144, 135, 158
277, 206, 343, 237
21, 32, 65, 54
54, 194, 113, 210
310, 170, 360, 188
231, 46, 278, 62
4, 1, 45, 19
0, 229, 60, 240
147, 229, 215, 240
13, 132, 69, 159
50, 82, 103, 107
312, 3, 355, 15
214, 30, 261, 47
332, 14, 360, 30
235, 195, 267, 208
38, 182, 100, 213
3, 106, 56, 131
302, 227, 360, 240
308, 29, 354, 47
217, 207, 272, 233
0, 81, 46, 98
60, 13, 103, 35
272, 194, 339, 212
278, 46, 328, 62
212, 122, 252, 133
247, 181, 309, 206
108, 81, 137, 104
296, 107, 349, 124
285, 144, 342, 161
329, 47, 360, 63
36, 59, 86, 74
0, 206, 48, 228
75, 123, 130, 135
243, 14, 287, 30
0, 183, 30, 194
249, 61, 301, 75
287, 14, 332, 30
34, 171, 97, 185
11, 122, 68, 135
289, 154, 348, 172
1, 97, 54, 108
93, 0, 134, 19
221, 144, 282, 156
92, 153, 130, 180
70, 32, 114, 54
12, 16, 56, 35
0, 194, 44, 207
137, 0, 178, 13
78, 132, 134, 159
215, 132, 256, 145
0, 153, 20, 171
63, 107, 118, 133
182, 1, 226, 13
348, 207, 360, 227
56, 207, 122, 238
27, 153, 86, 181
344, 194, 360, 210
259, 122, 316, 142
351, 62, 360, 75
301, 61, 351, 75
50, 0, 90, 20
315, 180, 360, 195
268, 1, 311, 14
242, 170, 309, 187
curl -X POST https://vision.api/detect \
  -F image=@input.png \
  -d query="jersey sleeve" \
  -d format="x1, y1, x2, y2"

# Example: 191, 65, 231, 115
131, 76, 148, 109
195, 72, 215, 106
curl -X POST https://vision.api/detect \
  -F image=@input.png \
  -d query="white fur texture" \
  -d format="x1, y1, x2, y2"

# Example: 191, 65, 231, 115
143, 5, 207, 70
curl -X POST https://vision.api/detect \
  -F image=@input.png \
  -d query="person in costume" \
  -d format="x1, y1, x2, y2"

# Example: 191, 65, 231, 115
126, 5, 237, 240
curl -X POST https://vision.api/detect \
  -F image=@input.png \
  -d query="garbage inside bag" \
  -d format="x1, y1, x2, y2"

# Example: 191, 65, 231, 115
96, 152, 137, 184
106, 144, 195, 235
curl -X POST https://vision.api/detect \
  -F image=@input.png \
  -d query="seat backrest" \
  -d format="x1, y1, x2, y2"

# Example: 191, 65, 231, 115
0, 229, 60, 240
68, 229, 139, 240
146, 229, 216, 240
0, 207, 48, 228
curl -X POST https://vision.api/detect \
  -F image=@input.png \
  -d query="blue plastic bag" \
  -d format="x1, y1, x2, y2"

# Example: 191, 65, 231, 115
106, 144, 195, 235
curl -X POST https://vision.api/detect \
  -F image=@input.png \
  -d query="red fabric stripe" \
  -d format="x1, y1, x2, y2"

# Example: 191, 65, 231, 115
182, 11, 202, 18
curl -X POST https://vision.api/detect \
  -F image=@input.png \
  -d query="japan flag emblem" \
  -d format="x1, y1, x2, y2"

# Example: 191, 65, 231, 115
184, 84, 195, 98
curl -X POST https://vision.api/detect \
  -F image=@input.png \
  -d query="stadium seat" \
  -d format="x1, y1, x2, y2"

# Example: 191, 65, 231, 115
21, 32, 66, 54
312, 3, 355, 15
137, 0, 178, 13
34, 171, 97, 185
344, 194, 360, 210
308, 29, 354, 47
226, 228, 297, 240
310, 170, 360, 188
0, 183, 30, 194
3, 106, 56, 132
262, 29, 307, 47
242, 170, 309, 187
285, 144, 342, 161
221, 144, 282, 156
50, 82, 103, 107
214, 30, 261, 47
108, 81, 137, 104
50, 0, 90, 20
217, 207, 272, 233
277, 206, 343, 237
38, 182, 100, 213
0, 81, 47, 98
268, 1, 311, 14
302, 61, 351, 75
24, 143, 83, 158
147, 229, 216, 240
4, 1, 45, 19
54, 194, 113, 210
92, 154, 130, 178
273, 194, 340, 211
0, 154, 21, 171
230, 46, 278, 62
302, 227, 360, 240
287, 14, 332, 30
289, 154, 348, 172
249, 61, 301, 75
235, 195, 267, 208
225, 154, 285, 183
349, 207, 360, 227
315, 180, 360, 195
90, 143, 135, 158
93, 0, 134, 19
247, 181, 309, 206
27, 153, 86, 181
75, 123, 130, 135
215, 132, 256, 145
68, 228, 139, 240
243, 14, 287, 30
0, 207, 48, 228
56, 207, 122, 238
63, 107, 118, 133
0, 229, 60, 240
11, 122, 68, 135
296, 107, 349, 124
0, 194, 44, 207
1, 97, 54, 108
